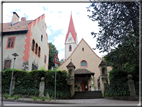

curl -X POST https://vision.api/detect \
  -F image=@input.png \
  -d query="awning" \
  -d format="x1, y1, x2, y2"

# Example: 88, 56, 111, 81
74, 68, 95, 77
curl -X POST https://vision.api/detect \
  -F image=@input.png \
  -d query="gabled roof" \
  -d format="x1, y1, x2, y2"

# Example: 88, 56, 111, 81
1, 20, 33, 32
1, 13, 45, 33
98, 60, 106, 67
66, 61, 76, 69
59, 38, 102, 68
65, 13, 77, 43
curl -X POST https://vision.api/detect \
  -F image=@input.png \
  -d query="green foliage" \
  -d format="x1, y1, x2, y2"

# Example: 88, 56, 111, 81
39, 65, 47, 71
4, 93, 10, 99
90, 76, 96, 89
2, 69, 71, 99
48, 42, 58, 70
32, 96, 38, 101
13, 95, 19, 100
46, 93, 52, 101
77, 86, 80, 91
87, 3, 139, 97
104, 69, 139, 97
40, 96, 46, 101
87, 2, 139, 53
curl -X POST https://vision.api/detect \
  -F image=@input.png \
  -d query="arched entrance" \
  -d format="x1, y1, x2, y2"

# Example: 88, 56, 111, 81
81, 81, 88, 91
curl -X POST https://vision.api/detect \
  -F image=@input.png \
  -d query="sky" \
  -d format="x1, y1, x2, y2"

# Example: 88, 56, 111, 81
3, 2, 108, 60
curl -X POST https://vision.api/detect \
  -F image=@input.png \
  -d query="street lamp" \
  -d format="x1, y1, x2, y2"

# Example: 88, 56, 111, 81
9, 53, 18, 97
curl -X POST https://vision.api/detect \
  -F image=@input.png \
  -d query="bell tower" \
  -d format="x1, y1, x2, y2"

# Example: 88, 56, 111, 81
65, 12, 78, 60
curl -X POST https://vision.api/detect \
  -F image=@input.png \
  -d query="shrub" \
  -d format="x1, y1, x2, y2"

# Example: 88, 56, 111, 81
4, 93, 10, 99
32, 96, 38, 101
13, 95, 19, 100
104, 68, 138, 97
2, 69, 71, 99
40, 97, 46, 101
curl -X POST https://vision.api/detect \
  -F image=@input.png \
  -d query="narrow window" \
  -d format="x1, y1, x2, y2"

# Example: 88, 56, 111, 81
81, 61, 87, 67
38, 47, 40, 57
44, 55, 46, 63
32, 39, 35, 51
7, 37, 15, 48
82, 48, 84, 51
69, 45, 72, 51
41, 35, 43, 41
102, 68, 105, 74
35, 43, 38, 54
69, 69, 72, 76
4, 60, 11, 70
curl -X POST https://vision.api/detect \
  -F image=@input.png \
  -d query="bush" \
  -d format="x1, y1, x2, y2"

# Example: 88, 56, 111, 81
2, 69, 71, 99
13, 95, 19, 99
4, 93, 10, 99
40, 97, 46, 101
104, 68, 138, 97
32, 96, 38, 101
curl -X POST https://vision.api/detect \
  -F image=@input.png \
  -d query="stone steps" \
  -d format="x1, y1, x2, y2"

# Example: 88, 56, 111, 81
72, 91, 103, 99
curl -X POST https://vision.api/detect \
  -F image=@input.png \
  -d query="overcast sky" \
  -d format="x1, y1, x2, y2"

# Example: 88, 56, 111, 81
3, 3, 108, 60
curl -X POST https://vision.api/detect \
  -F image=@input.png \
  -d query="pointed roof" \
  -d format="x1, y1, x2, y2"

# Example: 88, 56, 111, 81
66, 62, 76, 69
65, 13, 77, 43
98, 60, 106, 67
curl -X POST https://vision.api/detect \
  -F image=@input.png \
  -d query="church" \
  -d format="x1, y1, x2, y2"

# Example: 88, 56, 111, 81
58, 13, 112, 97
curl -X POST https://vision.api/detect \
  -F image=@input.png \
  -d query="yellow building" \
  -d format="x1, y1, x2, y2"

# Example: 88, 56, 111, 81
58, 13, 112, 97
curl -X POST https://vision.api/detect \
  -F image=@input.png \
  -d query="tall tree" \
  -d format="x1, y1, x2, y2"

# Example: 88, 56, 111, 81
87, 2, 140, 70
48, 43, 58, 70
87, 2, 139, 53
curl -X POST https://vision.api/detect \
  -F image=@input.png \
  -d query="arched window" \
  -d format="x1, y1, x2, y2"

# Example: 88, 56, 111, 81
102, 68, 106, 74
38, 47, 41, 57
32, 39, 35, 51
81, 60, 87, 67
35, 43, 38, 54
69, 45, 72, 51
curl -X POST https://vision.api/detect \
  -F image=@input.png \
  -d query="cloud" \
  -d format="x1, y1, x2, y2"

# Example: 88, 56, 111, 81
46, 28, 51, 35
53, 34, 65, 51
58, 50, 65, 60
3, 3, 107, 60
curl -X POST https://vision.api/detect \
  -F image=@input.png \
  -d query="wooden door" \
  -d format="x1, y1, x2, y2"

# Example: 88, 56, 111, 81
81, 81, 88, 91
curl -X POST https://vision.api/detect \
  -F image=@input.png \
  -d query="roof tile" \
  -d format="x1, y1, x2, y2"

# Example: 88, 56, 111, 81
1, 20, 33, 32
74, 68, 94, 75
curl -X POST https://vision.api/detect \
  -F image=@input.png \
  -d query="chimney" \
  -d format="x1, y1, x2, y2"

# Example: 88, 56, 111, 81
11, 12, 19, 26
21, 17, 26, 21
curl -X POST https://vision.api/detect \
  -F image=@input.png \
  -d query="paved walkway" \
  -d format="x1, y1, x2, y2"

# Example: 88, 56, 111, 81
56, 98, 140, 105
2, 97, 140, 106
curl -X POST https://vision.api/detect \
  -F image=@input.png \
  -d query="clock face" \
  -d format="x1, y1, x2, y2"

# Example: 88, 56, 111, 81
68, 37, 72, 41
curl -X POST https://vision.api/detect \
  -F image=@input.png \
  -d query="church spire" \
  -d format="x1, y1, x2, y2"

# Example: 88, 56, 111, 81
65, 12, 77, 43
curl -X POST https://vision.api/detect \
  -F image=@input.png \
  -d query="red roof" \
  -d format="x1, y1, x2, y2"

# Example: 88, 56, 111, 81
1, 20, 33, 32
66, 62, 76, 68
65, 13, 77, 43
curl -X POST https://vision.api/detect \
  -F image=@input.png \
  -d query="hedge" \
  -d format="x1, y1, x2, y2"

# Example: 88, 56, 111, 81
104, 68, 139, 97
2, 69, 71, 98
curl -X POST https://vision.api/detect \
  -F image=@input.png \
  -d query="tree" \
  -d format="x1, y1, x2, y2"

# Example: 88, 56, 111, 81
60, 59, 65, 65
48, 43, 58, 70
87, 2, 139, 70
87, 2, 139, 53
